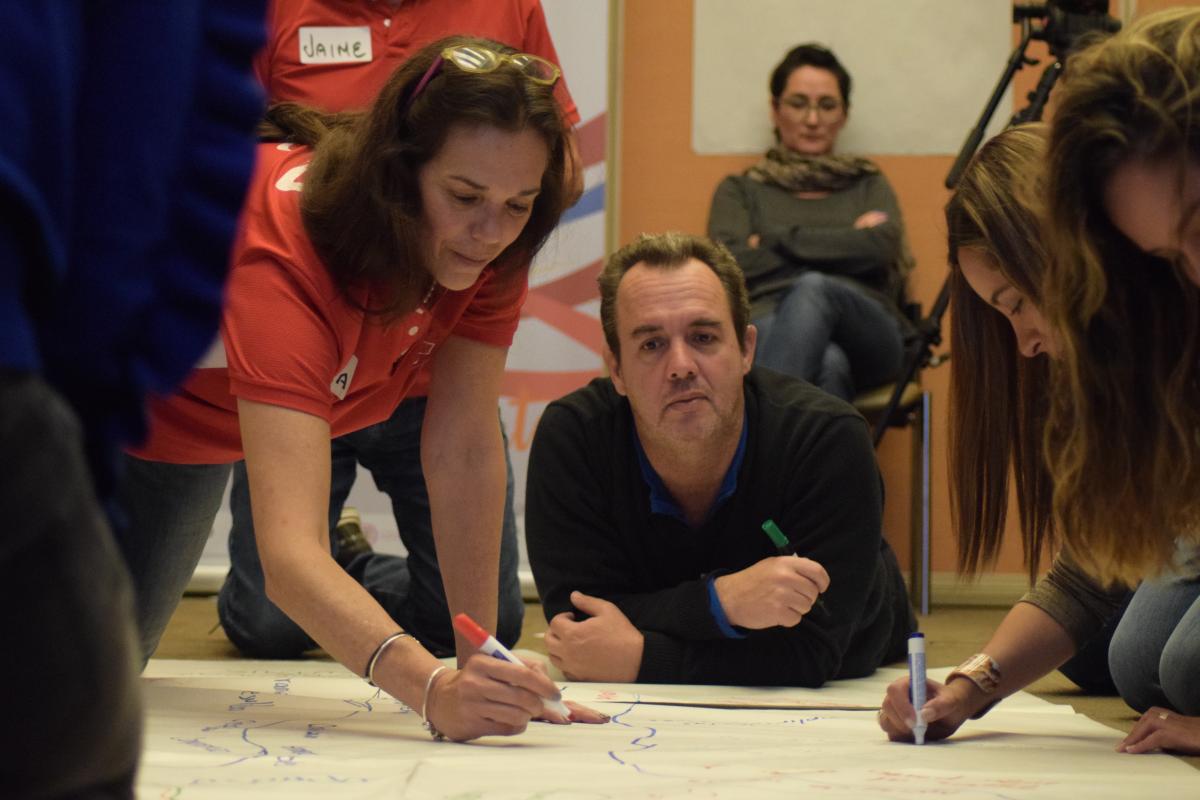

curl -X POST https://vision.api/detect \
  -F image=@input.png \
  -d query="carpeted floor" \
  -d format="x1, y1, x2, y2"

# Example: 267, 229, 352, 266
156, 597, 1199, 769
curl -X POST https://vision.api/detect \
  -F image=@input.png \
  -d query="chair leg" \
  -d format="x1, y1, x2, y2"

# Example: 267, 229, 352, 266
909, 391, 932, 615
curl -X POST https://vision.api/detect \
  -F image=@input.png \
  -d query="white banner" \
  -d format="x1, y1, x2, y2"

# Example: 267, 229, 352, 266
692, 0, 1013, 155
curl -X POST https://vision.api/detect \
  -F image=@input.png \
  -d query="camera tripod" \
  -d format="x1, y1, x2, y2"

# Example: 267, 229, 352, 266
874, 1, 1118, 613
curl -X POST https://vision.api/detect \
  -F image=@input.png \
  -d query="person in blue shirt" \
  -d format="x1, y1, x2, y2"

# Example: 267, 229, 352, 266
0, 3, 264, 794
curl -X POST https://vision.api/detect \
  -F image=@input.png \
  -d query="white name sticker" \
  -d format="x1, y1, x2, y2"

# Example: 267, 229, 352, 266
330, 355, 359, 400
298, 26, 372, 64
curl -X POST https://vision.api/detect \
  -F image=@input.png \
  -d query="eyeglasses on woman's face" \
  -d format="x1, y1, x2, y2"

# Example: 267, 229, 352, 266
771, 65, 847, 156
778, 94, 843, 118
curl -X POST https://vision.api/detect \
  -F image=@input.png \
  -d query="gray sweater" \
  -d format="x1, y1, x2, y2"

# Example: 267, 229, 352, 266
707, 172, 907, 319
1021, 555, 1135, 646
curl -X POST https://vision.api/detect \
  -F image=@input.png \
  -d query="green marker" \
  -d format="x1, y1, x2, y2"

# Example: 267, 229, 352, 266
761, 518, 828, 614
762, 519, 792, 554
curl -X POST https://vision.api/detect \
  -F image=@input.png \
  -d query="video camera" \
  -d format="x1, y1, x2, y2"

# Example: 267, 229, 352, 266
1014, 0, 1121, 59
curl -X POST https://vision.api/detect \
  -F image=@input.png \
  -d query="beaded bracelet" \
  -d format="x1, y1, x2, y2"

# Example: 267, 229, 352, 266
364, 631, 412, 687
421, 665, 451, 740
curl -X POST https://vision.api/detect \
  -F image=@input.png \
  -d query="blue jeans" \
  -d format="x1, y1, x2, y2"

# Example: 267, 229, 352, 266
218, 396, 524, 659
1108, 544, 1200, 714
754, 272, 904, 401
114, 455, 232, 664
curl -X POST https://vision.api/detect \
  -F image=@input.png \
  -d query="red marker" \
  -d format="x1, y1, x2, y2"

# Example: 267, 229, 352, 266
453, 613, 570, 717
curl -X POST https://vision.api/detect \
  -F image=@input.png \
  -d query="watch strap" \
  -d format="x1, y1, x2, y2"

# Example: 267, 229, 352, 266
947, 653, 1001, 692
946, 653, 1002, 720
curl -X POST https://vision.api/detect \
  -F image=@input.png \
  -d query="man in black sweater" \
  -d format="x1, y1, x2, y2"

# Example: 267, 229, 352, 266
526, 232, 914, 686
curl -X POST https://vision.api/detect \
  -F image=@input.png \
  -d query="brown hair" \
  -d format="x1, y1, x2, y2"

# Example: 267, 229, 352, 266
1043, 8, 1200, 583
945, 125, 1054, 582
598, 232, 750, 361
259, 36, 571, 320
769, 43, 852, 109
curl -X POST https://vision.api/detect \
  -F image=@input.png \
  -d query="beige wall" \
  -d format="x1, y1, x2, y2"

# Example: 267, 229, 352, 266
614, 0, 1197, 578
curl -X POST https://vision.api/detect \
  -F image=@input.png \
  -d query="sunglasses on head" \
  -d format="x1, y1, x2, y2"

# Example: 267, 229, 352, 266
404, 44, 561, 114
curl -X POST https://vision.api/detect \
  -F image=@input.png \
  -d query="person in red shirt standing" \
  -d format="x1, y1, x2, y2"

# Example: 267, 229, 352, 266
256, 0, 578, 119
117, 37, 600, 742
219, 0, 582, 661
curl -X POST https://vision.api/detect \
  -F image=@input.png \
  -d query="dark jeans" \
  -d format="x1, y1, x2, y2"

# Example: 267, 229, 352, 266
1, 374, 141, 798
115, 456, 231, 664
755, 272, 904, 402
218, 396, 524, 658
1056, 589, 1134, 695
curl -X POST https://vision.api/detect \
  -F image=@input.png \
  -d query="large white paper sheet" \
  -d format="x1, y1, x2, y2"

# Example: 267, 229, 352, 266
138, 659, 1200, 798
568, 667, 1069, 713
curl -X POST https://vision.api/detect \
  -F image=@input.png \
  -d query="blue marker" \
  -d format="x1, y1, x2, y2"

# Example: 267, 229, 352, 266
908, 632, 927, 745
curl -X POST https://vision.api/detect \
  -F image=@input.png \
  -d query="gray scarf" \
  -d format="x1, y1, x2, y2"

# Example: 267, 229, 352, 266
745, 147, 879, 194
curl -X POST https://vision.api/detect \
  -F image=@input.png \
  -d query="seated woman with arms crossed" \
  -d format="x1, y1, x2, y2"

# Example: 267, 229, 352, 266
116, 36, 603, 742
707, 43, 911, 401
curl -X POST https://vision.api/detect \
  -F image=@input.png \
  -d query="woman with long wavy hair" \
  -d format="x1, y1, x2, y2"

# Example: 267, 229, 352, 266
1042, 7, 1200, 754
880, 9, 1200, 756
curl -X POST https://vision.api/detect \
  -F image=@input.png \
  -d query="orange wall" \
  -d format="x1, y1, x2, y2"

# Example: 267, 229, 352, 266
615, 0, 1198, 577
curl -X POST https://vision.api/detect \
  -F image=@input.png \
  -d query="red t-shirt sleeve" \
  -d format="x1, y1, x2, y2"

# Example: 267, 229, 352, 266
222, 253, 342, 422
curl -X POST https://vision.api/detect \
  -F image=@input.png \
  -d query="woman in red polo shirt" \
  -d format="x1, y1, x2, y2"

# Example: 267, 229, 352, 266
118, 37, 588, 742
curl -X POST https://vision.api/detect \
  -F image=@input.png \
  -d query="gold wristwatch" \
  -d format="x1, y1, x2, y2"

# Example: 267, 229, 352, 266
946, 653, 1001, 718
